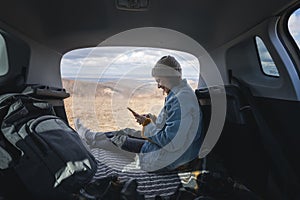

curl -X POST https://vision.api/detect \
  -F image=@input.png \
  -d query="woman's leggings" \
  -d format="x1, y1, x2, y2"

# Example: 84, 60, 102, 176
98, 132, 146, 153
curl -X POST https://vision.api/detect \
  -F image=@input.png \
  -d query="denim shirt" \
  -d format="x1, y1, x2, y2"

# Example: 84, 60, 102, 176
139, 79, 203, 172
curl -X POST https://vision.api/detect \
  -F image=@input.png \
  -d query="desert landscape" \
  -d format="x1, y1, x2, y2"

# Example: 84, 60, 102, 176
62, 78, 198, 132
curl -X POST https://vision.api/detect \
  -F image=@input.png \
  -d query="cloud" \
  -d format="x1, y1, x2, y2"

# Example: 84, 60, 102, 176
288, 9, 300, 38
287, 9, 300, 49
61, 47, 200, 80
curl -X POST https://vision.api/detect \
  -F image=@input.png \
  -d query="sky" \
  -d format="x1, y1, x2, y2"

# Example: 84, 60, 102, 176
61, 47, 200, 81
288, 8, 300, 48
61, 9, 300, 81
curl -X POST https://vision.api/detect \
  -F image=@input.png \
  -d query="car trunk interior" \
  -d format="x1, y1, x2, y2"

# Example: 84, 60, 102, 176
0, 0, 300, 199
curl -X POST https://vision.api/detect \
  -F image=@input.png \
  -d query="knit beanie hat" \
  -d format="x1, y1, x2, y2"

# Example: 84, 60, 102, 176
152, 55, 182, 77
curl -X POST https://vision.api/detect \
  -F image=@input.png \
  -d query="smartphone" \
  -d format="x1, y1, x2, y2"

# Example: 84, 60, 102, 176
127, 107, 140, 117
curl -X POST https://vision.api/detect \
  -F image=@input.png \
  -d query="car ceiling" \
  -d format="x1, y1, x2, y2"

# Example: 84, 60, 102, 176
0, 0, 298, 54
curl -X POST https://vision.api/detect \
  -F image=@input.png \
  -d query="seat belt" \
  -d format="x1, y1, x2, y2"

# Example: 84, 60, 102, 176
231, 76, 300, 200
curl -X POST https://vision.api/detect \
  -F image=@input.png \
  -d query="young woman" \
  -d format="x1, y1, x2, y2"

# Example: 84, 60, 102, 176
76, 55, 203, 172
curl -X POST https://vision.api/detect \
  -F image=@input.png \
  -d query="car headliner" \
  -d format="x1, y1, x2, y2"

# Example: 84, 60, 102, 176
0, 0, 298, 54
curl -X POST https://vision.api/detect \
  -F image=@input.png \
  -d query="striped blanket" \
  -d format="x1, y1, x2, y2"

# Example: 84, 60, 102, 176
90, 148, 188, 199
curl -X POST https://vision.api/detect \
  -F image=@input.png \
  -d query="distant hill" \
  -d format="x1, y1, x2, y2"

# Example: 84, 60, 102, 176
62, 78, 178, 98
62, 78, 198, 98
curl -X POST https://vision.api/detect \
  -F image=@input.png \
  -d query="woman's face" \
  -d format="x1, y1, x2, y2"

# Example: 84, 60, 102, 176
155, 76, 170, 95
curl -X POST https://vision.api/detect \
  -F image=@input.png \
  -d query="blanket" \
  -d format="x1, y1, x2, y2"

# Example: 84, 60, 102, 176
90, 148, 187, 199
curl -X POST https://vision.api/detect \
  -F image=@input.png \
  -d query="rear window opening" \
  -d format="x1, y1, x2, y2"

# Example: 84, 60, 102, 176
60, 47, 200, 131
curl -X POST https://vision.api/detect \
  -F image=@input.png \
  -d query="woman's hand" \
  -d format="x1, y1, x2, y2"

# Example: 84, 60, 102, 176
135, 114, 147, 125
135, 114, 151, 126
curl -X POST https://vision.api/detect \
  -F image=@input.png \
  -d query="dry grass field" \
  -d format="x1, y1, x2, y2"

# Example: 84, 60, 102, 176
62, 78, 197, 132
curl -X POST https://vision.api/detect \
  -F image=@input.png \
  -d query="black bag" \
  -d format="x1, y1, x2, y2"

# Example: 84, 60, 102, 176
77, 175, 145, 200
0, 94, 97, 200
178, 170, 262, 200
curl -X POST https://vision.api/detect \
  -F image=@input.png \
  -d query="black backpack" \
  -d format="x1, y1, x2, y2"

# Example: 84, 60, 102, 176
0, 94, 97, 200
